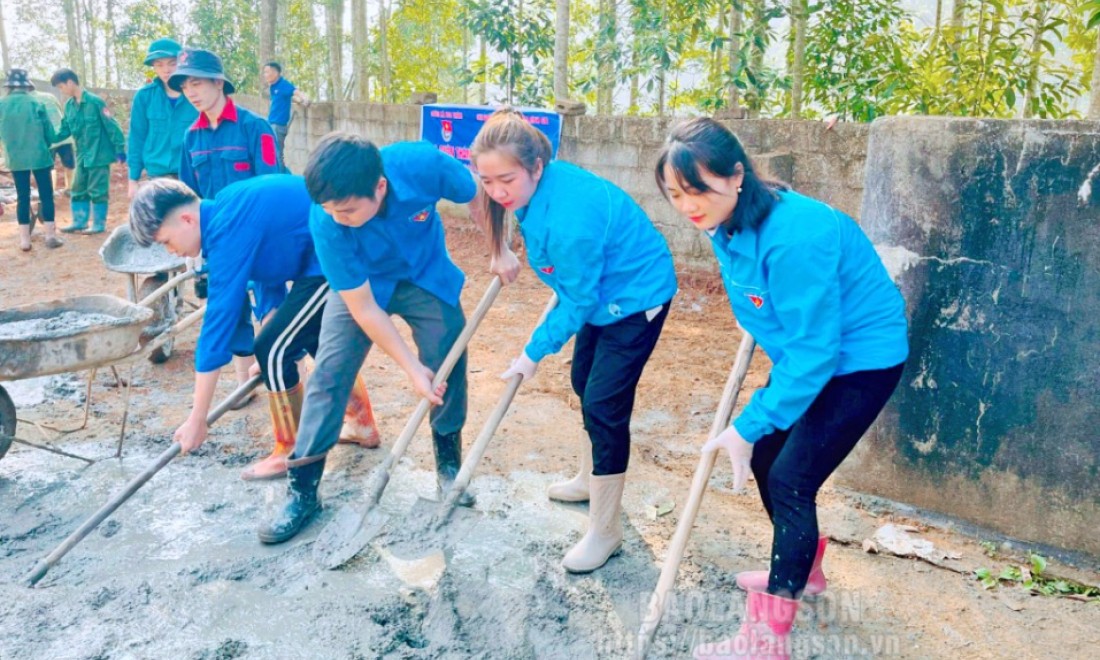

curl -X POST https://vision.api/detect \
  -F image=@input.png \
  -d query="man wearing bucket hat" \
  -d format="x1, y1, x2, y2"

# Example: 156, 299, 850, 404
0, 68, 63, 250
127, 38, 199, 199
50, 67, 127, 234
170, 48, 284, 410
170, 48, 280, 198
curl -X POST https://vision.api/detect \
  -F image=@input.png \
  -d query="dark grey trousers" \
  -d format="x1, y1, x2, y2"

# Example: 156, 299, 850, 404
293, 282, 468, 458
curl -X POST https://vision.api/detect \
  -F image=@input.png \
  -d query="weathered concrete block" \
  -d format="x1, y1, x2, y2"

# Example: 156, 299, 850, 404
555, 99, 586, 116
755, 152, 794, 183
840, 117, 1100, 557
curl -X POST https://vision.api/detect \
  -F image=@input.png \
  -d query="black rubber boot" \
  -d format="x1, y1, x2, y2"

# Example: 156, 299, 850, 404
257, 456, 325, 544
433, 430, 476, 508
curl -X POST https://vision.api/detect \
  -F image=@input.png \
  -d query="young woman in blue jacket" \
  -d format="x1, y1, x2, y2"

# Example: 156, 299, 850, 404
471, 108, 678, 573
657, 118, 908, 660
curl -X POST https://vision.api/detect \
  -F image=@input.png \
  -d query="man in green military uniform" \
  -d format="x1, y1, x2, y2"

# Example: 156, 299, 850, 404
50, 67, 127, 234
0, 68, 62, 251
127, 38, 198, 199
33, 88, 75, 193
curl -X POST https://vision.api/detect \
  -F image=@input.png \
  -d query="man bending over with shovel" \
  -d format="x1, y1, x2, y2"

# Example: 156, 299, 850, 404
258, 133, 517, 544
129, 175, 381, 480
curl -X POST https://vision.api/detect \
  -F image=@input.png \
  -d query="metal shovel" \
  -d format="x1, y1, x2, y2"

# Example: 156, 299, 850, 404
386, 293, 559, 558
635, 331, 757, 659
311, 276, 503, 570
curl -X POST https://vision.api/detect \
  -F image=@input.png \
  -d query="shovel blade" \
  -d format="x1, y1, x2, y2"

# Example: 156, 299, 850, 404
312, 505, 389, 570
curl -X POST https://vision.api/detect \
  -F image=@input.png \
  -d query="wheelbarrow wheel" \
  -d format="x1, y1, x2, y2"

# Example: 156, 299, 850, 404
138, 275, 175, 364
0, 384, 15, 461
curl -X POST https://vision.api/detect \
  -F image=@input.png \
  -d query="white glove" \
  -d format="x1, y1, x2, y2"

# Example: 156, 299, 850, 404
702, 425, 754, 491
501, 352, 538, 383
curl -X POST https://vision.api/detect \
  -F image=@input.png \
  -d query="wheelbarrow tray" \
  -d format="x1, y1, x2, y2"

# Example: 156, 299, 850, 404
99, 225, 186, 274
0, 295, 154, 380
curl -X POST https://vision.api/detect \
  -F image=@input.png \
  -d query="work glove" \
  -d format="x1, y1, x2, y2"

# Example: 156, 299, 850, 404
702, 425, 753, 491
501, 351, 538, 383
116, 152, 127, 164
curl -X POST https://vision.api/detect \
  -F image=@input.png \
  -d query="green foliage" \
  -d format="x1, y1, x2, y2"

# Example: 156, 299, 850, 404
975, 553, 1100, 600
802, 0, 915, 121
189, 0, 260, 94
114, 0, 176, 88
460, 0, 555, 106
276, 0, 329, 101
388, 0, 469, 103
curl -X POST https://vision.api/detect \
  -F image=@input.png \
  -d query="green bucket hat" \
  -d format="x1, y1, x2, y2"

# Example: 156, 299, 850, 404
144, 38, 183, 67
168, 48, 235, 94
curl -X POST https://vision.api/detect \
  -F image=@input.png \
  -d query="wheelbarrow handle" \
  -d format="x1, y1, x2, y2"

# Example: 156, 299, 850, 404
136, 268, 196, 309
24, 375, 262, 587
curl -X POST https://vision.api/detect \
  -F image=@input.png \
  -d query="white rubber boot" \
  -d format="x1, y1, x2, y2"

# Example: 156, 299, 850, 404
548, 447, 593, 503
562, 472, 625, 573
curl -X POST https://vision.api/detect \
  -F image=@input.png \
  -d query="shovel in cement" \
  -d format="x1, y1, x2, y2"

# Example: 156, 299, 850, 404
311, 277, 504, 570
634, 331, 757, 659
24, 375, 263, 587
388, 293, 559, 557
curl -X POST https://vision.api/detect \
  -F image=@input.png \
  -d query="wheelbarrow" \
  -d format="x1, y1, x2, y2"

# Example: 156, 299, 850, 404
0, 280, 204, 464
99, 225, 189, 364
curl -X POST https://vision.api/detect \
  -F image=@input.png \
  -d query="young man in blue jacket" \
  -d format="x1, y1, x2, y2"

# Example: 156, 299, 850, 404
127, 38, 199, 199
261, 61, 309, 168
129, 175, 381, 481
257, 133, 514, 544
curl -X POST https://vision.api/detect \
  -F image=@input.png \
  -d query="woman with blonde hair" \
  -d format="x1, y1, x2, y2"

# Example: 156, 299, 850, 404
471, 108, 678, 573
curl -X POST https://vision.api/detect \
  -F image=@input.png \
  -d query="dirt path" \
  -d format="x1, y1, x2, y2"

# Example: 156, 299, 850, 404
1, 176, 1098, 658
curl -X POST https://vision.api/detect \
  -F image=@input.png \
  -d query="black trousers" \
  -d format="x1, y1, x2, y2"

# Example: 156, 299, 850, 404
570, 300, 671, 475
254, 276, 328, 392
12, 168, 54, 226
752, 362, 905, 597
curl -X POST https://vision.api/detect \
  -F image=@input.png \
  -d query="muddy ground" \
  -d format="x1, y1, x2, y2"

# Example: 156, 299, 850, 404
1, 174, 1098, 659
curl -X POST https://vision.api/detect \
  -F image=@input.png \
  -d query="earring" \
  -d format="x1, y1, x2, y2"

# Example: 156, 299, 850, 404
737, 186, 743, 193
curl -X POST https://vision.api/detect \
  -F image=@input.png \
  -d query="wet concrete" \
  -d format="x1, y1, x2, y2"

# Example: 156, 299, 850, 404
0, 312, 122, 340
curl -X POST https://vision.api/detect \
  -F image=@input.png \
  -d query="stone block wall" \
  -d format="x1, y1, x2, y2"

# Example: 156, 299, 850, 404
235, 97, 869, 265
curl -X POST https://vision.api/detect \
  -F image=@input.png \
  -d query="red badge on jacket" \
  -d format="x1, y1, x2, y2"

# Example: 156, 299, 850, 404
540, 265, 555, 275
746, 293, 764, 309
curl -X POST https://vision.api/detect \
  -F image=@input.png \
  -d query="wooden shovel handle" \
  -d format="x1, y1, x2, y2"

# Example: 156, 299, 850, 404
635, 331, 757, 659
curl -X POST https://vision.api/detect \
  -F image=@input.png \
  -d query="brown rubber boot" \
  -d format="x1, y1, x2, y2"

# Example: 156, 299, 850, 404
562, 472, 625, 573
338, 374, 381, 448
241, 383, 303, 481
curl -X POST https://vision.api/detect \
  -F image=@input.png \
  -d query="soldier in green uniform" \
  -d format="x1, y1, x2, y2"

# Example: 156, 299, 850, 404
50, 67, 127, 234
33, 89, 75, 193
0, 68, 62, 251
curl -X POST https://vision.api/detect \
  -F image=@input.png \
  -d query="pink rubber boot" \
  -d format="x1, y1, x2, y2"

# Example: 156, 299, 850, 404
693, 590, 800, 660
736, 536, 828, 597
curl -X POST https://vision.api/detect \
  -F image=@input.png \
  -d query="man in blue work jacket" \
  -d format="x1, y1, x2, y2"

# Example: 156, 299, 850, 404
127, 38, 199, 199
257, 133, 515, 544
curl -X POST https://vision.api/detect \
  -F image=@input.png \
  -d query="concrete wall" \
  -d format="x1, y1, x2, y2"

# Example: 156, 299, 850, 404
844, 117, 1100, 557
235, 97, 869, 265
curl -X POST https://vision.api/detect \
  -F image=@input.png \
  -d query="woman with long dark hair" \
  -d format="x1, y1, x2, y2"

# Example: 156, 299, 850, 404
471, 108, 678, 573
657, 117, 908, 659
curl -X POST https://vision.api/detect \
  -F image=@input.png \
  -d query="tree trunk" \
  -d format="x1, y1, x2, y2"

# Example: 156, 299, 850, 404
1019, 2, 1049, 118
62, 0, 84, 79
479, 36, 487, 104
325, 0, 344, 101
790, 0, 806, 118
260, 0, 277, 94
379, 0, 391, 102
1089, 28, 1100, 120
951, 0, 965, 29
350, 0, 368, 100
728, 0, 742, 116
105, 0, 116, 87
747, 0, 765, 118
0, 0, 12, 74
932, 0, 943, 45
553, 0, 569, 101
596, 0, 616, 114
83, 0, 97, 87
